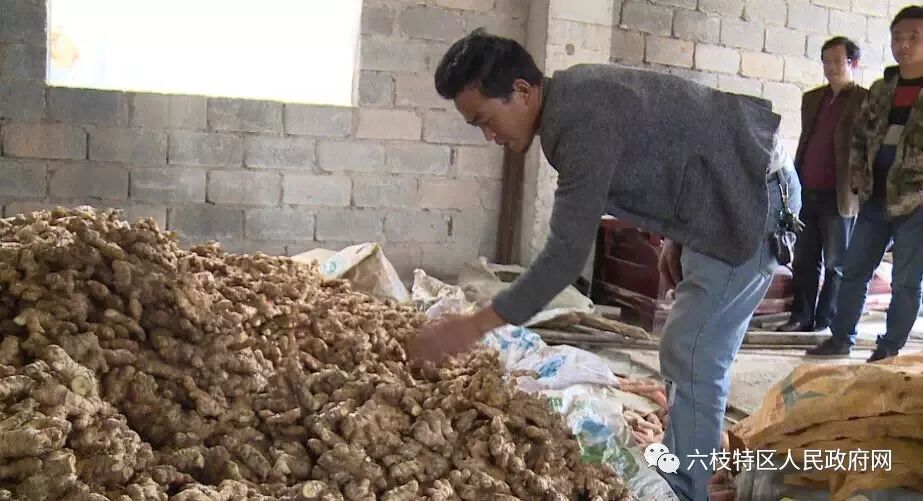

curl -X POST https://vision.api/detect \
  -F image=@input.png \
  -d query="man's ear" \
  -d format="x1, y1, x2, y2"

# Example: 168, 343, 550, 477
850, 59, 861, 70
512, 78, 533, 98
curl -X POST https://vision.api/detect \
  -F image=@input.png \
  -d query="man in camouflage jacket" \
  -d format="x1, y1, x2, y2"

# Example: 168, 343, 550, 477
807, 5, 923, 362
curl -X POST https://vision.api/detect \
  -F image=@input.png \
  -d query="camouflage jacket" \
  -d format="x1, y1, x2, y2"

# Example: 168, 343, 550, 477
849, 66, 923, 216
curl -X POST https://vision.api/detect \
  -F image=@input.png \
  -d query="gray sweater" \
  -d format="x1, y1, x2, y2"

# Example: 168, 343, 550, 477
492, 64, 782, 325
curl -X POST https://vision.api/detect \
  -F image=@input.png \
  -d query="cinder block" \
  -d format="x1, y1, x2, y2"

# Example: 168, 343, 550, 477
423, 110, 487, 145
318, 141, 385, 173
784, 56, 825, 85
395, 73, 448, 109
478, 178, 503, 210
670, 68, 720, 87
763, 82, 804, 111
358, 71, 394, 107
219, 240, 289, 257
495, 0, 529, 18
88, 127, 167, 165
284, 104, 353, 137
385, 143, 451, 175
245, 208, 315, 241
0, 0, 45, 44
130, 168, 206, 203
699, 0, 743, 17
743, 0, 787, 26
120, 205, 167, 229
3, 200, 53, 218
788, 3, 830, 34
435, 0, 494, 11
452, 211, 499, 257
717, 74, 763, 96
353, 176, 419, 208
866, 17, 891, 45
0, 81, 44, 119
779, 112, 802, 138
420, 178, 480, 209
400, 6, 466, 41
420, 242, 480, 278
168, 205, 243, 241
549, 0, 616, 26
208, 98, 283, 134
806, 34, 827, 59
611, 29, 645, 63
282, 174, 351, 206
813, 0, 851, 11
207, 170, 281, 206
674, 10, 720, 43
829, 11, 868, 42
651, 0, 696, 8
859, 40, 884, 66
695, 44, 741, 74
244, 136, 315, 170
765, 26, 808, 56
645, 35, 695, 68
357, 109, 422, 140
49, 162, 128, 200
0, 158, 45, 197
456, 146, 504, 179
47, 88, 129, 126
168, 131, 243, 167
361, 5, 394, 36
425, 42, 453, 72
384, 210, 449, 242
741, 51, 785, 80
721, 19, 766, 50
467, 14, 528, 43
361, 37, 428, 73
621, 2, 673, 36
2, 122, 86, 160
315, 210, 382, 241
132, 94, 207, 129
0, 43, 44, 80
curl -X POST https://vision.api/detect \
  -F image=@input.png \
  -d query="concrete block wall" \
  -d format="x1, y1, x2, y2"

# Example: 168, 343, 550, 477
522, 0, 904, 265
0, 0, 529, 278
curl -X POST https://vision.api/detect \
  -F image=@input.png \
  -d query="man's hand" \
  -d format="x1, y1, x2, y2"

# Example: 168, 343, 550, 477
408, 307, 505, 364
658, 238, 683, 290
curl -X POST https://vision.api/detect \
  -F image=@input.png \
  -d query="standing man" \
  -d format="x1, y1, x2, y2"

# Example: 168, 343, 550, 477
411, 29, 801, 501
777, 37, 867, 333
807, 5, 923, 362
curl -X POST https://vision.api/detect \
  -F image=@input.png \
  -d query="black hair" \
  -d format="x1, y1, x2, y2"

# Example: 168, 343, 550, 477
821, 36, 861, 61
891, 5, 923, 29
434, 28, 543, 101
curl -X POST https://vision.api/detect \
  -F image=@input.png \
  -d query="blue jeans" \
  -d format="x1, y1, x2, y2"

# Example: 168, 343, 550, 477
830, 198, 923, 351
659, 163, 801, 501
788, 189, 855, 328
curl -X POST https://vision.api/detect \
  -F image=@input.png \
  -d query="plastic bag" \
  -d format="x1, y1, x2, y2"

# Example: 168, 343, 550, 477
292, 243, 409, 302
510, 345, 622, 391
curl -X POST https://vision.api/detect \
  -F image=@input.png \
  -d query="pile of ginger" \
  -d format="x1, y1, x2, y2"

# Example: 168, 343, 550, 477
0, 207, 629, 500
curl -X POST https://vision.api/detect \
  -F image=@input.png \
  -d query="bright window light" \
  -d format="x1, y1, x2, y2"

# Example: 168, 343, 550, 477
47, 0, 362, 106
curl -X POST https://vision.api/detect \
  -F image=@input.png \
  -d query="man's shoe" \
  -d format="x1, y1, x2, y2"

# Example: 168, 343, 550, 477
812, 321, 831, 331
867, 346, 899, 363
776, 320, 814, 332
805, 339, 851, 357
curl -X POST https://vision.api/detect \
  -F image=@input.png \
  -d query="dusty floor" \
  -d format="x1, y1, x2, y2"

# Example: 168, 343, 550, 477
593, 311, 923, 417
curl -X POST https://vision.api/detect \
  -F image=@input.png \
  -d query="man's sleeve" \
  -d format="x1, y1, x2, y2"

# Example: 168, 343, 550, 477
848, 86, 874, 193
491, 124, 618, 325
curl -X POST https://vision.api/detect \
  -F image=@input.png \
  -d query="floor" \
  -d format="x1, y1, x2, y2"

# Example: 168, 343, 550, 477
592, 310, 923, 418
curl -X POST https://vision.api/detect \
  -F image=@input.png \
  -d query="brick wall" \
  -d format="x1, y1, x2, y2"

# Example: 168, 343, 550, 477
0, 0, 529, 278
522, 0, 905, 265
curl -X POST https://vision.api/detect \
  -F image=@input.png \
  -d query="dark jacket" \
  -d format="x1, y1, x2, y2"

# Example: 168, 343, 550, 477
795, 82, 867, 217
491, 64, 782, 325
850, 66, 923, 216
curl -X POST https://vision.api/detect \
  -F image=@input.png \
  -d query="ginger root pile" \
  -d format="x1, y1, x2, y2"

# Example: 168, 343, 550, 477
0, 207, 629, 500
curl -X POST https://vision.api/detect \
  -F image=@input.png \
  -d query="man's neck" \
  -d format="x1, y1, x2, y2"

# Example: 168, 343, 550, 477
829, 80, 852, 96
900, 63, 923, 80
